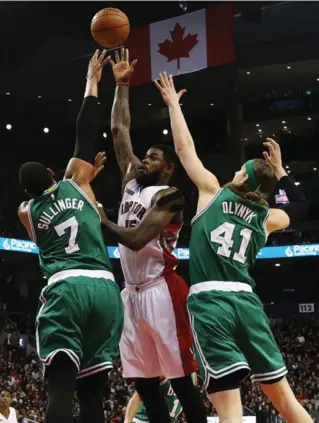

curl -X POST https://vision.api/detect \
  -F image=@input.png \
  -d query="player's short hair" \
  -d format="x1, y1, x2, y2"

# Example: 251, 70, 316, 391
19, 162, 53, 198
151, 144, 179, 172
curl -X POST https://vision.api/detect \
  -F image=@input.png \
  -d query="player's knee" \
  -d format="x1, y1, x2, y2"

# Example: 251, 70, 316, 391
209, 390, 242, 423
77, 371, 109, 402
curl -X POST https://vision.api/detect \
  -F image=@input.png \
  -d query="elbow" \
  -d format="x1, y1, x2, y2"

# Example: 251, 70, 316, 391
111, 123, 129, 136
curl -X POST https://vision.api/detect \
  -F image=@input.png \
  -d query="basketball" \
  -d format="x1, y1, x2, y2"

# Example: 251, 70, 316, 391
91, 8, 130, 49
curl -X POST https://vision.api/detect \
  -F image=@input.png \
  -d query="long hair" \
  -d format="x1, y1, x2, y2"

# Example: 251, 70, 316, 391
226, 159, 277, 206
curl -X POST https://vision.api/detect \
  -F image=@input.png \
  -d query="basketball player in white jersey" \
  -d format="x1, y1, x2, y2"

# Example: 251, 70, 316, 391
0, 391, 18, 423
99, 48, 207, 423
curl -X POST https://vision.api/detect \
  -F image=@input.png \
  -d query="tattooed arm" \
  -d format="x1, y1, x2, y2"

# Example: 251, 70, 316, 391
109, 48, 141, 192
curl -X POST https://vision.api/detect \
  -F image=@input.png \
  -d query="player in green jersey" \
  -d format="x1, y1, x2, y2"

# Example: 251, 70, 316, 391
155, 73, 312, 423
17, 51, 123, 423
124, 377, 183, 423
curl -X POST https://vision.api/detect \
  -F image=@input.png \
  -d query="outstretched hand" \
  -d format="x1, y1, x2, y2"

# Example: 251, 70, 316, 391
87, 50, 110, 83
90, 152, 107, 181
263, 138, 283, 171
154, 72, 186, 107
108, 47, 138, 83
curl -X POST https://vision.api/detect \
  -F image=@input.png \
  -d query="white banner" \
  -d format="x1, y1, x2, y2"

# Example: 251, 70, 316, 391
299, 303, 315, 313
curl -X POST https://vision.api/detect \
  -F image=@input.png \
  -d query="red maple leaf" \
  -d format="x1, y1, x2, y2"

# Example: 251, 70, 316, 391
158, 23, 199, 70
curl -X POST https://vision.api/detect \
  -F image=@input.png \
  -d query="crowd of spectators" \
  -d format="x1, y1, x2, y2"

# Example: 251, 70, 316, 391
0, 316, 318, 422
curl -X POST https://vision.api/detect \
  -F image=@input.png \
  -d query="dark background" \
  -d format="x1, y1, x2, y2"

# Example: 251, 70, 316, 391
0, 1, 319, 316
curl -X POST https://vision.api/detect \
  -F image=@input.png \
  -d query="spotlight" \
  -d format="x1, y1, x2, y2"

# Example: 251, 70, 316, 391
313, 167, 317, 171
37, 95, 42, 99
68, 99, 72, 102
43, 127, 49, 133
282, 121, 286, 124
294, 182, 300, 186
163, 129, 168, 135
6, 92, 10, 95
6, 124, 12, 130
98, 102, 101, 105
275, 263, 281, 267
148, 103, 152, 106
307, 117, 312, 121
210, 103, 214, 106
283, 126, 287, 130
256, 124, 260, 127
246, 71, 250, 75
103, 132, 107, 138
287, 66, 291, 69
258, 129, 262, 133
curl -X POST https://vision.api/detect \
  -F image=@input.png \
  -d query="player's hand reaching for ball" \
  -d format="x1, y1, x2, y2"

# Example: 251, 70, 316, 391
109, 48, 137, 83
263, 138, 286, 179
87, 49, 109, 83
154, 72, 186, 107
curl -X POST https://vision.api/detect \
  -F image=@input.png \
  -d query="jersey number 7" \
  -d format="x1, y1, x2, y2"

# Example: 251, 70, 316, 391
54, 216, 80, 254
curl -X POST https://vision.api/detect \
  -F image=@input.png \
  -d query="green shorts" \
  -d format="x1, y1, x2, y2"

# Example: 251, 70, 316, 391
187, 290, 287, 389
36, 273, 123, 379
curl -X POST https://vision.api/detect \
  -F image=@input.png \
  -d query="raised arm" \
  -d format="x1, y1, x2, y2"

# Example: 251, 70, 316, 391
64, 50, 108, 190
109, 48, 141, 188
97, 187, 184, 251
155, 73, 220, 195
263, 138, 308, 233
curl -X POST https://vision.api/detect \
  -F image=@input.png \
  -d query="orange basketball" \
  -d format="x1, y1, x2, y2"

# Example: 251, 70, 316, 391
91, 8, 130, 49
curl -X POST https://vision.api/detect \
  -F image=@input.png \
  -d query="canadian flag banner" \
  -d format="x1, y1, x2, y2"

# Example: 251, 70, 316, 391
126, 3, 235, 86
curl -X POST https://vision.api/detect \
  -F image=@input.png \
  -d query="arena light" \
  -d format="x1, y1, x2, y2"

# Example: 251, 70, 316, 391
294, 182, 300, 186
256, 123, 260, 127
317, 78, 319, 82
98, 102, 101, 105
307, 117, 312, 121
285, 165, 290, 169
103, 132, 107, 138
283, 126, 288, 130
6, 92, 10, 95
68, 99, 72, 102
163, 129, 168, 135
287, 65, 291, 69
6, 124, 12, 130
282, 120, 286, 124
258, 129, 262, 133
246, 71, 250, 75
148, 103, 152, 106
313, 167, 317, 171
43, 127, 49, 134
275, 263, 281, 267
210, 103, 214, 106
37, 95, 42, 99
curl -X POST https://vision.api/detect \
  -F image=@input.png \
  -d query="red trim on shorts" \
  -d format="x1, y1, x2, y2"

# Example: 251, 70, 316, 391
164, 272, 198, 375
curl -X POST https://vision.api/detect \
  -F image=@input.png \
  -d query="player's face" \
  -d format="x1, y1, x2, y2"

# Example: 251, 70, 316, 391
136, 148, 167, 186
0, 391, 12, 407
232, 165, 248, 186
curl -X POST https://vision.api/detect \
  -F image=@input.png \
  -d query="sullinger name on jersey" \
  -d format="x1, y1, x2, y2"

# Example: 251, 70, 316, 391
37, 198, 84, 230
222, 201, 256, 224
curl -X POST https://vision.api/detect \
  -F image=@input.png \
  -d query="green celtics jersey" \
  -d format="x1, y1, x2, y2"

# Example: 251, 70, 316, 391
134, 379, 182, 422
190, 187, 269, 289
28, 179, 112, 278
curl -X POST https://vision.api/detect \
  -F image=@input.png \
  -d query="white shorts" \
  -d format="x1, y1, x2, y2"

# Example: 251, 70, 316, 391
120, 274, 197, 379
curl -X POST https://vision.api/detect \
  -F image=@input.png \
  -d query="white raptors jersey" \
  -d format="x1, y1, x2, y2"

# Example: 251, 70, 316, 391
118, 179, 181, 285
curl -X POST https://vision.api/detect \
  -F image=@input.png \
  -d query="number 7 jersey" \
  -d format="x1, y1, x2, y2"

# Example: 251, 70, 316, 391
189, 187, 269, 289
28, 179, 112, 278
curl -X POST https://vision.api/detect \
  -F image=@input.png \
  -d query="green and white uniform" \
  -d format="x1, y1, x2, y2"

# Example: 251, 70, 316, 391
133, 379, 182, 423
29, 179, 123, 378
187, 187, 287, 389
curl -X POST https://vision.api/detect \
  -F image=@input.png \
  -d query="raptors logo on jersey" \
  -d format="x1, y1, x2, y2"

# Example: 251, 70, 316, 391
118, 179, 181, 285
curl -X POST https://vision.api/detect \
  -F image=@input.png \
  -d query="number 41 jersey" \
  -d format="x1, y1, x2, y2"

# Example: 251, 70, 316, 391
28, 179, 112, 278
189, 187, 269, 289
